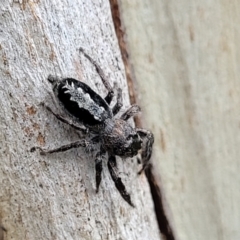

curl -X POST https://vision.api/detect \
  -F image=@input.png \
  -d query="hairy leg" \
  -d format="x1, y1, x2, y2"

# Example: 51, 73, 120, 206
120, 104, 141, 121
108, 155, 134, 207
95, 147, 105, 193
30, 140, 89, 155
79, 48, 114, 104
43, 103, 88, 133
112, 88, 123, 115
136, 129, 154, 174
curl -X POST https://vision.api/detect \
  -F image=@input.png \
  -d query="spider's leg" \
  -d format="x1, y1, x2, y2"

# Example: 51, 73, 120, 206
95, 147, 105, 193
120, 104, 141, 121
136, 129, 154, 174
108, 155, 135, 207
30, 140, 88, 155
79, 48, 114, 104
0, 224, 6, 240
112, 88, 123, 115
0, 225, 6, 232
43, 103, 88, 133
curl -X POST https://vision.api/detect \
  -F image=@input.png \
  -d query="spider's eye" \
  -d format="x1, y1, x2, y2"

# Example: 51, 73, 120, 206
126, 135, 132, 141
127, 134, 139, 141
133, 134, 139, 140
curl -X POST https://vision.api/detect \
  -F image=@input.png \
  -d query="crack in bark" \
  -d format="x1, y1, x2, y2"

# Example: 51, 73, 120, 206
109, 1, 176, 239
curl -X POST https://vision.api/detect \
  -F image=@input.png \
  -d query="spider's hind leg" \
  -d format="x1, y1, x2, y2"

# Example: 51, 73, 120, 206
42, 103, 88, 133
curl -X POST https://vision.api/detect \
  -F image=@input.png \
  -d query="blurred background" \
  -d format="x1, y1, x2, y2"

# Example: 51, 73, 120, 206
117, 1, 240, 240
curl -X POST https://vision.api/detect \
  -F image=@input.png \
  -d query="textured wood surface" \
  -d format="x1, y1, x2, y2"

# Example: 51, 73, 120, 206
0, 0, 159, 239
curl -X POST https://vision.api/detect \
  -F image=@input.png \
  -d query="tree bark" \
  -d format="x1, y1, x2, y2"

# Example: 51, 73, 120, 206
0, 0, 159, 239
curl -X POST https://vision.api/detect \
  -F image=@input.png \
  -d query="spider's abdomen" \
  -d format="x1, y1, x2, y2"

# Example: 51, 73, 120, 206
57, 78, 112, 126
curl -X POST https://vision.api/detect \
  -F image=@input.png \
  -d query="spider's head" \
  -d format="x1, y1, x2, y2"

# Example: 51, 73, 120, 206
102, 119, 142, 158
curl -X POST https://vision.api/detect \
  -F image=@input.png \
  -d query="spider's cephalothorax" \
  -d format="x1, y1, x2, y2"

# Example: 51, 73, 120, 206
32, 48, 154, 207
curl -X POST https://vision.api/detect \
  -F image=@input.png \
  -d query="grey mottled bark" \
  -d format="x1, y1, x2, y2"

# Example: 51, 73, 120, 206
0, 0, 159, 239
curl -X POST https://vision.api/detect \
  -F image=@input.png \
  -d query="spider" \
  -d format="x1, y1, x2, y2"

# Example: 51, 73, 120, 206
31, 48, 154, 207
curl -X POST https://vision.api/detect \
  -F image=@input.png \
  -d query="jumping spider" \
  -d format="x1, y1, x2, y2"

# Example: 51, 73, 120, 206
31, 48, 154, 207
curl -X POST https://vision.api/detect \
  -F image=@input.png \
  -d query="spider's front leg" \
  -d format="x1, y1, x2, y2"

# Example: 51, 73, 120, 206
120, 104, 141, 121
108, 155, 135, 207
95, 147, 105, 193
137, 129, 154, 174
112, 88, 123, 115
